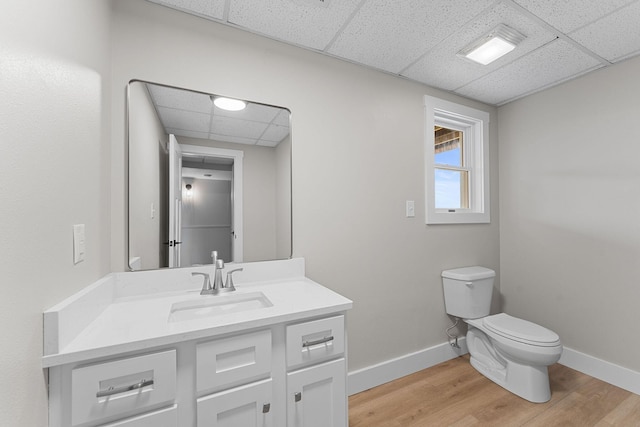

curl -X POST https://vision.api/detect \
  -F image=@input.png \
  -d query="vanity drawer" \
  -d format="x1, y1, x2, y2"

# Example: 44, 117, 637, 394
197, 330, 272, 394
99, 405, 177, 426
71, 350, 176, 426
286, 315, 344, 369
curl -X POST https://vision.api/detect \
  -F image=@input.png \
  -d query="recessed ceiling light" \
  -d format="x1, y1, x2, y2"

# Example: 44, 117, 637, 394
213, 96, 247, 111
459, 24, 525, 65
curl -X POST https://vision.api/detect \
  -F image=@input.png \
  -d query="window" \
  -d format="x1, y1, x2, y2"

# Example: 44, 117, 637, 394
424, 96, 490, 224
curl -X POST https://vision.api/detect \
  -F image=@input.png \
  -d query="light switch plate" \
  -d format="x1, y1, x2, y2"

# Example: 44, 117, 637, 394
73, 224, 85, 264
406, 200, 415, 218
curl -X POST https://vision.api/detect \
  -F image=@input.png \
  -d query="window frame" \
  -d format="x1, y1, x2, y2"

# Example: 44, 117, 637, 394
424, 95, 490, 224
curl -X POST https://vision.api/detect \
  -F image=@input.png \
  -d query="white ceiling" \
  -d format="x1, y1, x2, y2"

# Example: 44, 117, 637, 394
146, 83, 291, 147
146, 0, 640, 106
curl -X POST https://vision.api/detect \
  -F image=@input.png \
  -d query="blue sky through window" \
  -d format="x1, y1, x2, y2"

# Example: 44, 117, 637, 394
435, 147, 461, 208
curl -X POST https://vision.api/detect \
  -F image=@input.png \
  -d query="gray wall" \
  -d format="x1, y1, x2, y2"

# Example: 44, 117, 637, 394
110, 0, 500, 372
0, 0, 112, 424
129, 82, 169, 269
498, 55, 640, 372
276, 134, 292, 259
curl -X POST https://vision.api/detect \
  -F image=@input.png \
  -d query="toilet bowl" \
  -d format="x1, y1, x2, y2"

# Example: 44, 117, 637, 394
465, 313, 562, 402
441, 266, 562, 403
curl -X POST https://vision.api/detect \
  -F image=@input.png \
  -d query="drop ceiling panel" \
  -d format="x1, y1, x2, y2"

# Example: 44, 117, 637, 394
402, 1, 556, 91
327, 0, 494, 74
227, 0, 363, 50
158, 107, 211, 132
273, 109, 291, 127
512, 0, 637, 33
260, 124, 290, 143
147, 0, 226, 20
147, 84, 212, 113
209, 133, 258, 145
455, 38, 602, 105
145, 0, 640, 105
210, 116, 269, 139
569, 0, 640, 62
167, 128, 210, 139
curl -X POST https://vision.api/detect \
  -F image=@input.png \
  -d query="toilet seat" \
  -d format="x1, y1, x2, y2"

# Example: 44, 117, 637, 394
482, 313, 560, 347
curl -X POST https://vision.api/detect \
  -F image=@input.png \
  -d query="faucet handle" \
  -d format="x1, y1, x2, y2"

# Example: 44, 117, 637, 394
224, 268, 243, 292
192, 272, 212, 294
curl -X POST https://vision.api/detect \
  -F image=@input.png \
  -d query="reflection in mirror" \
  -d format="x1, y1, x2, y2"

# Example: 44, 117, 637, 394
128, 81, 292, 271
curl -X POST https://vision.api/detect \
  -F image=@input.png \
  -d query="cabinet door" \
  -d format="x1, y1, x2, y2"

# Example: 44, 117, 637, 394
287, 358, 346, 427
98, 405, 177, 427
197, 378, 273, 427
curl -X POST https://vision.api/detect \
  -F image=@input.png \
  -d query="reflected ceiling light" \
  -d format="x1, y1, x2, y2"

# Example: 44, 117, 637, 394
213, 96, 247, 111
459, 24, 525, 65
185, 184, 193, 198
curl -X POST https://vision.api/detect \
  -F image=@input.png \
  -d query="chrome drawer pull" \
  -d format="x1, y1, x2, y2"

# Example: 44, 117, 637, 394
263, 403, 271, 413
294, 392, 302, 402
96, 378, 154, 398
302, 336, 334, 348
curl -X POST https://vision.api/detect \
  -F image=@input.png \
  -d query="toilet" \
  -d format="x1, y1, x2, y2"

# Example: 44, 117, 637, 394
442, 266, 562, 403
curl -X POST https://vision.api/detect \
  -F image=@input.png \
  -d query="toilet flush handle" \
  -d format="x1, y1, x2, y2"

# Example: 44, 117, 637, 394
465, 282, 473, 287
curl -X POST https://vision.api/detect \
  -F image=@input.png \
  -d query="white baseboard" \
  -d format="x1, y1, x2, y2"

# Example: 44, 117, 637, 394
559, 347, 640, 395
347, 338, 468, 396
348, 341, 640, 397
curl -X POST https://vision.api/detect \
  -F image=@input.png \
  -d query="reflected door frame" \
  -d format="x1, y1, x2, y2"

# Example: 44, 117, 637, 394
181, 144, 244, 263
168, 135, 182, 267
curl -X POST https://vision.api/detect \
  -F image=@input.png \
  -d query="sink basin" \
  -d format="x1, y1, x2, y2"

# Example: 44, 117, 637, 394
168, 291, 273, 322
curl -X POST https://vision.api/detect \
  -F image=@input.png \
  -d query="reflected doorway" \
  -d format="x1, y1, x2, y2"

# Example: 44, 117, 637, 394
181, 155, 234, 265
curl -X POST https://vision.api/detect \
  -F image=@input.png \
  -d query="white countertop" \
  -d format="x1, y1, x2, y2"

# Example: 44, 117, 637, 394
43, 259, 352, 367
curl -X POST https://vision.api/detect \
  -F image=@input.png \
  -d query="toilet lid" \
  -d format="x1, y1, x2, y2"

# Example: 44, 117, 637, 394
483, 313, 560, 346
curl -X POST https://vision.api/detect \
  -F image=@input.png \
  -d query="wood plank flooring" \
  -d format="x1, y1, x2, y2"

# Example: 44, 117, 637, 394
348, 355, 640, 426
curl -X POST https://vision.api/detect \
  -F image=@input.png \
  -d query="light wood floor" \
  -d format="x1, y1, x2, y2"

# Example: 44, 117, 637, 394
349, 355, 640, 426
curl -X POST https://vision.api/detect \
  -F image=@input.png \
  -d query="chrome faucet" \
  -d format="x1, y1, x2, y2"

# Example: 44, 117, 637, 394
212, 259, 225, 291
192, 272, 213, 295
224, 268, 244, 292
193, 256, 242, 295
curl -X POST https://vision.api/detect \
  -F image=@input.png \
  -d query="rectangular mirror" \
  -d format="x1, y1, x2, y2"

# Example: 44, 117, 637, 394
128, 81, 292, 270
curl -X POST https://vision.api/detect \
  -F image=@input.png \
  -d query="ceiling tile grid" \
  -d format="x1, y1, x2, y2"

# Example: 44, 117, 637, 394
401, 1, 557, 92
144, 0, 640, 105
210, 115, 270, 140
511, 0, 638, 33
568, 0, 640, 62
327, 0, 494, 74
260, 124, 290, 145
455, 38, 603, 105
227, 0, 363, 50
167, 128, 210, 139
148, 84, 212, 113
208, 132, 259, 145
157, 107, 212, 133
273, 109, 291, 127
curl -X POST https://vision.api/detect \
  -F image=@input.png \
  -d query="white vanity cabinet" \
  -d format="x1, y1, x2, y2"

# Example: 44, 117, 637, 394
48, 315, 347, 427
286, 315, 347, 427
44, 259, 353, 427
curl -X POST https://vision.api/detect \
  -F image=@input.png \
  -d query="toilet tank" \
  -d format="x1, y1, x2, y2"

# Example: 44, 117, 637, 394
442, 266, 495, 319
